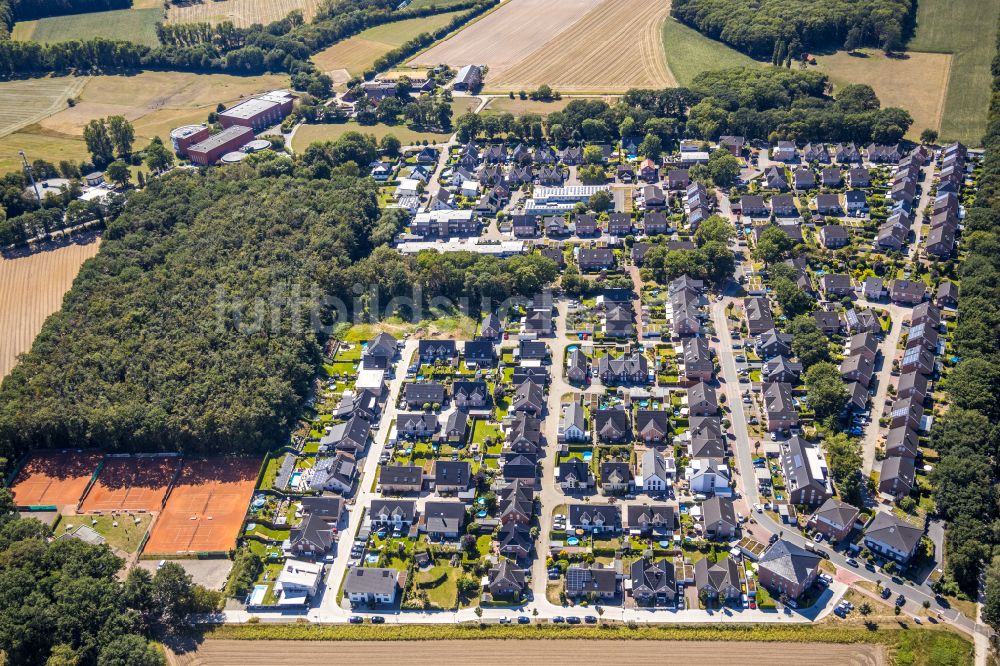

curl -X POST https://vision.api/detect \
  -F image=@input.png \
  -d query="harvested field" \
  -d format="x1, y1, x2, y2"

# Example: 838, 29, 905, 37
0, 71, 288, 172
312, 11, 464, 77
0, 76, 89, 139
0, 238, 101, 379
410, 0, 604, 78
293, 121, 453, 150
10, 451, 102, 510
169, 640, 887, 666
486, 0, 675, 92
144, 458, 258, 555
816, 50, 951, 140
79, 456, 179, 513
167, 0, 324, 27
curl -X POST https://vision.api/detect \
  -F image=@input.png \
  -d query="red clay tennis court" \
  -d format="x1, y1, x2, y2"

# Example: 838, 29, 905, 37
10, 451, 102, 509
143, 458, 258, 555
79, 456, 179, 513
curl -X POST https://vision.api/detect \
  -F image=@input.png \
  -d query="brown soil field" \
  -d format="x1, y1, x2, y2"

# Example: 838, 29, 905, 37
489, 0, 675, 92
0, 238, 100, 379
816, 49, 952, 139
79, 456, 180, 513
167, 0, 324, 27
143, 458, 258, 555
169, 639, 886, 666
10, 451, 103, 510
410, 0, 604, 77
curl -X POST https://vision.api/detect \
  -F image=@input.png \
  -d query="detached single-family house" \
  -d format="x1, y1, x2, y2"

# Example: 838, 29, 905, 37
757, 539, 821, 601
344, 567, 400, 606
863, 511, 923, 564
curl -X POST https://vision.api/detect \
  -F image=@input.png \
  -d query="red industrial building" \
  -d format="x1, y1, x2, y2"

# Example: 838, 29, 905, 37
218, 90, 295, 132
169, 124, 210, 157
187, 126, 254, 166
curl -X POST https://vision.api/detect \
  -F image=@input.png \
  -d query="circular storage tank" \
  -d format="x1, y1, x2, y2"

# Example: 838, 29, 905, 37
242, 139, 272, 153
220, 151, 248, 164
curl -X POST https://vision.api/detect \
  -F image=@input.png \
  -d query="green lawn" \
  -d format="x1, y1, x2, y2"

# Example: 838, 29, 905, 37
414, 565, 459, 609
293, 121, 453, 152
57, 513, 152, 553
13, 8, 163, 47
907, 0, 1000, 144
471, 419, 502, 446
661, 16, 762, 87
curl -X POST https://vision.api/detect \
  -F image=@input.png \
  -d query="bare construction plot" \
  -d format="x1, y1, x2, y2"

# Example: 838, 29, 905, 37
170, 640, 886, 666
410, 0, 604, 78
489, 0, 675, 92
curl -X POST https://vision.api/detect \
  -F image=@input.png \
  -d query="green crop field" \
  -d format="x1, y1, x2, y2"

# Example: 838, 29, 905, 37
12, 7, 163, 47
661, 16, 762, 86
908, 0, 1000, 144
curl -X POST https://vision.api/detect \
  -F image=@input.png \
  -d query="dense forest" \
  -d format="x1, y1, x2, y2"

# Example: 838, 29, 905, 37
0, 488, 219, 665
941, 22, 1000, 619
0, 138, 556, 463
670, 0, 914, 59
454, 68, 911, 150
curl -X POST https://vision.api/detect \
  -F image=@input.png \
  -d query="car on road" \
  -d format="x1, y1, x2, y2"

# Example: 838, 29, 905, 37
735, 355, 746, 362
517, 616, 530, 624
753, 503, 763, 513
846, 558, 859, 567
584, 615, 598, 624
349, 616, 363, 624
566, 616, 581, 624
371, 616, 386, 624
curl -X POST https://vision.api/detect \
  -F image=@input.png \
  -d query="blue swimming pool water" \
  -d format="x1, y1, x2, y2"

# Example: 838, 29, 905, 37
289, 472, 302, 488
248, 584, 267, 605
582, 452, 593, 461
567, 345, 578, 352
566, 537, 580, 546
477, 510, 488, 518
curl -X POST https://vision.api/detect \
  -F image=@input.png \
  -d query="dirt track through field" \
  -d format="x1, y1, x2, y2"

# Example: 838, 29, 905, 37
490, 0, 675, 92
410, 0, 605, 76
0, 239, 100, 379
170, 639, 886, 666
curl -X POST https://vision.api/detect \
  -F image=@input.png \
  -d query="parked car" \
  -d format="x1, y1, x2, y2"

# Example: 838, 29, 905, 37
349, 616, 363, 624
371, 616, 386, 624
881, 587, 892, 600
517, 616, 530, 624
566, 616, 581, 624
896, 594, 906, 607
552, 616, 565, 623
584, 615, 598, 624
846, 558, 859, 567
813, 532, 823, 543
499, 617, 511, 625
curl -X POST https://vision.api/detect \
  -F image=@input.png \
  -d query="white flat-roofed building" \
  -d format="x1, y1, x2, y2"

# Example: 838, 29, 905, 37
273, 559, 323, 606
396, 238, 524, 256
533, 185, 609, 203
